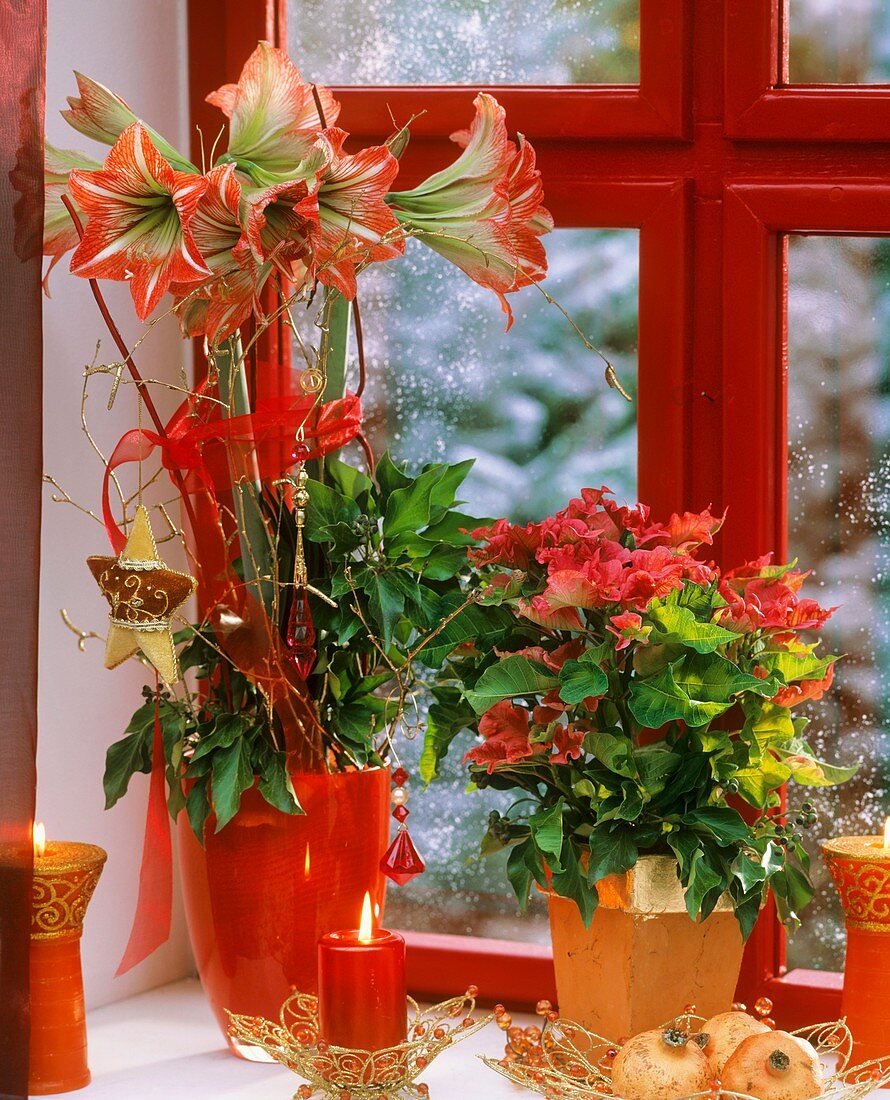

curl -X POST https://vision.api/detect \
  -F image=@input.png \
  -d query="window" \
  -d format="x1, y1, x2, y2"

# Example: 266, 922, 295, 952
189, 0, 890, 1016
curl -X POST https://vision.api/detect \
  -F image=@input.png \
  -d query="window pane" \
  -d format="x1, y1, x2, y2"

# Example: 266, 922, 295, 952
788, 1, 890, 84
288, 0, 640, 85
786, 235, 890, 971
332, 229, 638, 939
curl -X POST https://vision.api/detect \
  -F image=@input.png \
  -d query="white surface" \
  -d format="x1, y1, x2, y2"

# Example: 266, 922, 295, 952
79, 979, 525, 1097
39, 0, 195, 1009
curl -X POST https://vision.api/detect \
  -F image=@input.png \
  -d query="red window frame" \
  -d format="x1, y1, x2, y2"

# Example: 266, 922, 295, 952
187, 0, 890, 1023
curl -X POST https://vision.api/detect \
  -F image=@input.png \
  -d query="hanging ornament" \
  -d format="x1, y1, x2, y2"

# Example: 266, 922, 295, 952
283, 442, 317, 679
87, 504, 196, 684
380, 767, 426, 886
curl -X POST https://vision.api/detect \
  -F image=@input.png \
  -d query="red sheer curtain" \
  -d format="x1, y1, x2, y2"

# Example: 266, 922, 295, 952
0, 0, 46, 1094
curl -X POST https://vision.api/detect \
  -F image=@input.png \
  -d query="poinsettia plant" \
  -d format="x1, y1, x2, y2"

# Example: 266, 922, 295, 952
44, 41, 582, 832
426, 489, 856, 938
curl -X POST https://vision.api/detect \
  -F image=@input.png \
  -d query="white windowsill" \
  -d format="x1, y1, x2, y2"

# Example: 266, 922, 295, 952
76, 978, 527, 1097
75, 978, 890, 1097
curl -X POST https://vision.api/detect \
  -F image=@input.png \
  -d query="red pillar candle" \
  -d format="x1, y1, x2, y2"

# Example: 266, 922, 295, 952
29, 825, 107, 1095
822, 824, 890, 1065
318, 893, 407, 1051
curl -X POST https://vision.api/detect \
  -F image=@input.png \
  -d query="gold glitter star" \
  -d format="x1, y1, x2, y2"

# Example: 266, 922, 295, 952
87, 505, 196, 683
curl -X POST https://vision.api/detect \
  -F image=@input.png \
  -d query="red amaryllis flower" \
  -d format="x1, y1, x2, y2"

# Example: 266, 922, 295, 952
207, 40, 339, 184
68, 123, 210, 320
314, 128, 405, 297
463, 700, 542, 773
388, 93, 551, 328
43, 143, 100, 291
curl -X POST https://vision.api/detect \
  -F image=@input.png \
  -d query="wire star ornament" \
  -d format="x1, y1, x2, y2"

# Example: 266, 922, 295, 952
87, 505, 196, 683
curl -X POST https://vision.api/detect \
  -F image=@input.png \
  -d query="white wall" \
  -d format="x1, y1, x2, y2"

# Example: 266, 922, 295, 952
39, 0, 195, 1007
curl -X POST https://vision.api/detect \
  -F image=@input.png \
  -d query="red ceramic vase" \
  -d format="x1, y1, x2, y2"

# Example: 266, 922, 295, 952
178, 767, 390, 1056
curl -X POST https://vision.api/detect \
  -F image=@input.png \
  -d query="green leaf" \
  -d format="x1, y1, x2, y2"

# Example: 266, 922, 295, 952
529, 800, 565, 862
419, 545, 470, 580
779, 749, 858, 787
647, 600, 738, 653
758, 646, 835, 685
634, 747, 681, 794
103, 729, 153, 809
416, 595, 513, 669
735, 753, 791, 807
630, 653, 779, 729
189, 713, 249, 762
428, 459, 474, 516
464, 655, 560, 715
325, 456, 372, 500
667, 829, 700, 876
364, 572, 406, 645
506, 839, 544, 912
587, 827, 638, 883
684, 850, 724, 920
257, 752, 304, 815
550, 842, 598, 928
211, 739, 254, 832
584, 730, 637, 778
186, 777, 211, 843
683, 806, 750, 846
559, 652, 609, 706
382, 466, 446, 543
304, 479, 361, 541
420, 688, 475, 784
375, 452, 412, 503
732, 853, 767, 895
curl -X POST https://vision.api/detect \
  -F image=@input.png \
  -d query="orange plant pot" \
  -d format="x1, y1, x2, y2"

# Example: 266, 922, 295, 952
548, 855, 743, 1040
178, 766, 390, 1057
822, 836, 890, 1064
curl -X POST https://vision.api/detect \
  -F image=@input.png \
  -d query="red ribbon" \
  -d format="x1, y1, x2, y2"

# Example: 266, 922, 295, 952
116, 681, 172, 975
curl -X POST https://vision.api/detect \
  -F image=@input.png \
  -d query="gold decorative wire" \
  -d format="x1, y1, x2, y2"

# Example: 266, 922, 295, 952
226, 988, 493, 1098
484, 1013, 890, 1100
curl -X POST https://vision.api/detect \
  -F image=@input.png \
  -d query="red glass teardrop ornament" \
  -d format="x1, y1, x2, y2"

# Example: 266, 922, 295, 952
380, 828, 425, 886
285, 588, 316, 678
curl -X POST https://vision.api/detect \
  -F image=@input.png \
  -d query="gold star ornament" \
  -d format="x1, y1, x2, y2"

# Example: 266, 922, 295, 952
87, 505, 196, 683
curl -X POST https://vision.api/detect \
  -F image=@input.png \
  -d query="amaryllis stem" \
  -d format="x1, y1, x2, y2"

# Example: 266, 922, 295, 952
60, 193, 200, 538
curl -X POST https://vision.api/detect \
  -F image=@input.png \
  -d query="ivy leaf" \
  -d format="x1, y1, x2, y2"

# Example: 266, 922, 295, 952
325, 455, 372, 500
667, 829, 700, 876
375, 452, 412, 503
103, 727, 153, 809
428, 459, 474, 518
550, 842, 598, 929
304, 479, 360, 541
464, 655, 560, 715
732, 853, 767, 895
559, 652, 609, 706
382, 466, 447, 543
683, 805, 750, 846
186, 777, 211, 843
420, 687, 475, 784
416, 595, 513, 669
257, 752, 304, 815
587, 827, 638, 883
506, 839, 546, 912
684, 850, 724, 920
211, 739, 254, 832
364, 572, 406, 645
529, 800, 565, 863
189, 713, 249, 762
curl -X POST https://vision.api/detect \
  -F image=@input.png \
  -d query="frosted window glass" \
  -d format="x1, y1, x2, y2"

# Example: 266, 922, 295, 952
288, 0, 640, 86
326, 229, 638, 939
786, 235, 890, 971
789, 0, 890, 84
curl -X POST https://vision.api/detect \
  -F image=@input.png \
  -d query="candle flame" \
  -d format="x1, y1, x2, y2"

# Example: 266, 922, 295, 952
304, 845, 311, 880
358, 892, 374, 943
33, 822, 46, 859
884, 817, 890, 849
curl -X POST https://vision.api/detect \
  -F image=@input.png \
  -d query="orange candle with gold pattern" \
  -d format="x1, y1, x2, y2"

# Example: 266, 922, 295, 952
29, 824, 106, 1095
822, 819, 890, 1064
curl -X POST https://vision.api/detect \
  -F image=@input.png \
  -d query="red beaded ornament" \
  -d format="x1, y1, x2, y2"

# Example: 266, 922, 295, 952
380, 767, 426, 885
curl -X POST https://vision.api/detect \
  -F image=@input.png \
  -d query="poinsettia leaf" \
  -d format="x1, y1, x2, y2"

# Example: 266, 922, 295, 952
559, 652, 609, 706
735, 753, 791, 807
584, 730, 637, 778
464, 655, 560, 715
647, 600, 738, 653
758, 646, 835, 684
634, 746, 681, 793
778, 748, 859, 787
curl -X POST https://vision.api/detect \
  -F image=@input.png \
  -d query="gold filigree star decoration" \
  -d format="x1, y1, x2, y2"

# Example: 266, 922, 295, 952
87, 505, 196, 684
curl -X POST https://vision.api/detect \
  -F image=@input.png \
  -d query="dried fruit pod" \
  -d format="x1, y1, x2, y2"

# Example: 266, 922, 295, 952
610, 1027, 712, 1100
721, 1030, 823, 1100
700, 1010, 772, 1075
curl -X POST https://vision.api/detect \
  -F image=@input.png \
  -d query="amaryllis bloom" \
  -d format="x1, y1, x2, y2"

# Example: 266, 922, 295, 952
314, 128, 405, 297
208, 41, 339, 185
388, 93, 551, 328
463, 700, 542, 773
62, 71, 194, 171
43, 143, 100, 290
68, 123, 210, 320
